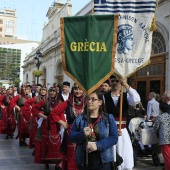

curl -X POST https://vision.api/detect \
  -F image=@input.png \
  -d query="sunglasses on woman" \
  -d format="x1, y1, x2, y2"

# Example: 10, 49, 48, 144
111, 79, 120, 83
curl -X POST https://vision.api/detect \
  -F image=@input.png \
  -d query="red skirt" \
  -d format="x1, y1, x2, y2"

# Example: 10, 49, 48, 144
0, 108, 16, 134
29, 115, 38, 148
67, 124, 78, 170
67, 144, 78, 170
34, 120, 63, 164
160, 145, 170, 170
0, 108, 8, 134
0, 120, 2, 134
34, 140, 42, 163
18, 111, 30, 141
115, 117, 127, 129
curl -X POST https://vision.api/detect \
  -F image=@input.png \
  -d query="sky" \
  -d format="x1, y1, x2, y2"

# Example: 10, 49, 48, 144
0, 0, 90, 42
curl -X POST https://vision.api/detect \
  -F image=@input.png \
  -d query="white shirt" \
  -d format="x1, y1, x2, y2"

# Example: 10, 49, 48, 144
35, 92, 39, 96
28, 92, 32, 98
111, 94, 120, 106
111, 87, 140, 106
14, 91, 18, 96
61, 92, 69, 101
147, 98, 160, 120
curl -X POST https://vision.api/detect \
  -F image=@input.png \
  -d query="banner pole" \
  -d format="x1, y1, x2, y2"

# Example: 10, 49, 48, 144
91, 0, 94, 14
86, 95, 89, 166
119, 85, 124, 130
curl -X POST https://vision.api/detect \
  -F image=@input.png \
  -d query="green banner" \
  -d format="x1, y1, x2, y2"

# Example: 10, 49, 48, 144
60, 15, 118, 95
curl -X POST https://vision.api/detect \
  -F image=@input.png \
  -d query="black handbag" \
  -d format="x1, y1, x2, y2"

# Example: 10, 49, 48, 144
115, 152, 123, 167
111, 161, 115, 170
111, 152, 123, 170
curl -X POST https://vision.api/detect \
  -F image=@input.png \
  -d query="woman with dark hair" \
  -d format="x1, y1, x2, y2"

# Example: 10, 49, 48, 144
13, 86, 19, 96
0, 88, 3, 96
23, 86, 47, 150
10, 85, 32, 146
32, 86, 66, 170
154, 102, 170, 170
69, 90, 118, 170
2, 88, 7, 95
0, 86, 16, 138
50, 84, 86, 170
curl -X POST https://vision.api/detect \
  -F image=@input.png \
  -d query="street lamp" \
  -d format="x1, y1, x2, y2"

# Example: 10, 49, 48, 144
14, 68, 20, 87
9, 77, 12, 82
34, 50, 42, 84
9, 75, 12, 86
15, 68, 20, 78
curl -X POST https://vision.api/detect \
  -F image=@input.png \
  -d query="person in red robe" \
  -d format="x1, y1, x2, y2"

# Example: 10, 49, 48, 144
0, 86, 16, 138
32, 86, 67, 170
0, 88, 3, 133
0, 88, 3, 96
51, 84, 86, 170
10, 85, 32, 146
23, 86, 47, 150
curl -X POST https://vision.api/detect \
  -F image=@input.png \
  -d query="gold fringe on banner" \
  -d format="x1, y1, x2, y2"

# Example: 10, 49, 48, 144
150, 3, 158, 31
113, 59, 151, 79
126, 60, 151, 78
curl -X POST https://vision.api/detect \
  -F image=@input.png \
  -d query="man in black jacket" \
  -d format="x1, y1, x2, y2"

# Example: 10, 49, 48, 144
104, 75, 140, 170
104, 75, 140, 126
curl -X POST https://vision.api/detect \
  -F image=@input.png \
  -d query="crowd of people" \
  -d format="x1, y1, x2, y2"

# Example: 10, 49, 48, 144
0, 76, 169, 170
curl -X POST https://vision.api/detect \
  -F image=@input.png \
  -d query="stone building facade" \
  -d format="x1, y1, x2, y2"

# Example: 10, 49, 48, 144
22, 1, 73, 88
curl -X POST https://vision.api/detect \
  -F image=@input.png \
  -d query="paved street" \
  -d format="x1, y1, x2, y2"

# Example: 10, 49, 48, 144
0, 130, 164, 170
0, 130, 56, 170
133, 157, 164, 170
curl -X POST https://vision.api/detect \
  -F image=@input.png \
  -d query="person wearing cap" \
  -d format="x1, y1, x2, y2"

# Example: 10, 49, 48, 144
10, 85, 32, 146
0, 86, 16, 139
32, 84, 42, 97
0, 88, 2, 120
104, 75, 140, 170
58, 81, 72, 104
20, 85, 26, 96
2, 88, 7, 94
32, 86, 66, 170
0, 88, 3, 96
57, 81, 72, 154
50, 84, 86, 170
104, 75, 140, 127
101, 80, 111, 94
23, 86, 47, 152
13, 86, 19, 96
26, 85, 33, 98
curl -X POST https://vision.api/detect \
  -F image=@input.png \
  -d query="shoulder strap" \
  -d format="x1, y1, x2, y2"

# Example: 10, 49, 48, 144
107, 113, 111, 124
